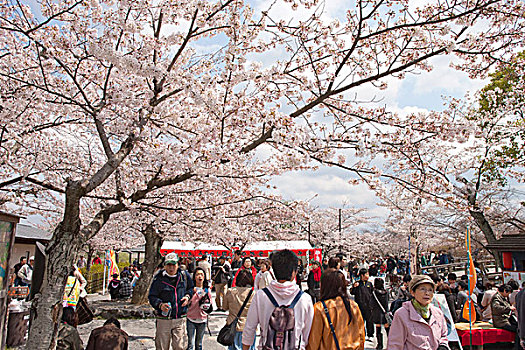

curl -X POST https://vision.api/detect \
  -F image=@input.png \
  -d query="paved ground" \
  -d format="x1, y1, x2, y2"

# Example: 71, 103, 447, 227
79, 292, 383, 350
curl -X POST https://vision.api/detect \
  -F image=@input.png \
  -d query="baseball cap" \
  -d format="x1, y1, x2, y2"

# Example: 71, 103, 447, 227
164, 253, 178, 265
29, 256, 35, 261
409, 275, 436, 292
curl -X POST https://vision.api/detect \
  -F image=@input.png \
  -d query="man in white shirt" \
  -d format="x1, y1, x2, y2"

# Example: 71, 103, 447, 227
197, 255, 212, 281
17, 256, 34, 287
242, 249, 314, 350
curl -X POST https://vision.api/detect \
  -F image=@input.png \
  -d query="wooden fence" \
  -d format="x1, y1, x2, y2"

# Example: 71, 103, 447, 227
420, 259, 499, 281
85, 272, 105, 293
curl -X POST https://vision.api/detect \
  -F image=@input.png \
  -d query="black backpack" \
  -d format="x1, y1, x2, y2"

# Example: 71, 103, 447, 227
262, 288, 303, 350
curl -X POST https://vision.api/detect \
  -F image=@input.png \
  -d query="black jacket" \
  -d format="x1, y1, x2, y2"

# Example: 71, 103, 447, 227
370, 289, 389, 324
516, 289, 525, 340
307, 271, 321, 292
351, 280, 373, 315
212, 263, 231, 284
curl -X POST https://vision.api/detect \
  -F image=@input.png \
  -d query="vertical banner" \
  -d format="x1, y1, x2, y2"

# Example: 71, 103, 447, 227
313, 249, 322, 262
463, 227, 476, 348
105, 250, 120, 280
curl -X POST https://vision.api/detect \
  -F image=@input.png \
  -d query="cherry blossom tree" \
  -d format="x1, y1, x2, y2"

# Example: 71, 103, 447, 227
0, 0, 524, 347
90, 188, 308, 304
305, 206, 371, 256
359, 54, 525, 267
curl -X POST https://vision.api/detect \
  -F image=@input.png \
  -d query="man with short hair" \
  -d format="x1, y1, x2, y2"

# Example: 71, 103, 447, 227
242, 249, 314, 350
212, 256, 230, 311
17, 256, 34, 287
13, 256, 27, 286
492, 284, 517, 332
230, 250, 243, 287
149, 253, 194, 350
386, 255, 397, 274
336, 253, 351, 282
197, 255, 211, 281
86, 317, 129, 350
77, 255, 87, 269
351, 268, 374, 339
456, 281, 469, 313
447, 273, 458, 290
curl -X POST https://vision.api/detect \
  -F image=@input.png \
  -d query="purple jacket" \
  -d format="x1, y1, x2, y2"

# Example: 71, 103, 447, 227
387, 301, 449, 350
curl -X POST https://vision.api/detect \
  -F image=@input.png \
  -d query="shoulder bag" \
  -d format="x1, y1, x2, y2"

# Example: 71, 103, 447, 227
321, 300, 340, 350
373, 291, 392, 324
217, 289, 253, 346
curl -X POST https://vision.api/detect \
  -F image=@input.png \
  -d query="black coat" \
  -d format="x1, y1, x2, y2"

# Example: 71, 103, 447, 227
212, 263, 230, 284
516, 289, 525, 340
370, 289, 389, 324
307, 271, 320, 291
351, 280, 373, 316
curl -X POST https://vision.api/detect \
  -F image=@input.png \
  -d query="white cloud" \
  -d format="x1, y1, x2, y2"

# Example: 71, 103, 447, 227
270, 166, 380, 208
411, 55, 488, 96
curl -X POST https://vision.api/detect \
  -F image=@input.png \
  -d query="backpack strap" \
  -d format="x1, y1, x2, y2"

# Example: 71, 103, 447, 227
262, 287, 279, 307
289, 290, 304, 309
262, 288, 303, 308
321, 300, 341, 350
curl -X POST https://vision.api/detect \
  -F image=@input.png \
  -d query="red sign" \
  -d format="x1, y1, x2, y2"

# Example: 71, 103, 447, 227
160, 248, 322, 260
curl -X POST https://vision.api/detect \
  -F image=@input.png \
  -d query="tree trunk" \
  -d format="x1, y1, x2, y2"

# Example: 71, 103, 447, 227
86, 245, 94, 272
131, 224, 163, 305
415, 244, 422, 275
27, 183, 84, 350
469, 208, 503, 268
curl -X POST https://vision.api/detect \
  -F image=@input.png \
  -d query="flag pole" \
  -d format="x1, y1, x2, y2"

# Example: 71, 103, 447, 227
466, 227, 473, 348
102, 252, 107, 295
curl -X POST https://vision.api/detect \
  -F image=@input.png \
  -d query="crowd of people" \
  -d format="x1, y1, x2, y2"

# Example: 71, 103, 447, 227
11, 248, 524, 350
144, 250, 525, 350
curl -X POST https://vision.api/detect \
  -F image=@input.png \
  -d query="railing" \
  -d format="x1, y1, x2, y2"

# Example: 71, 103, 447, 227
420, 259, 498, 279
85, 272, 104, 293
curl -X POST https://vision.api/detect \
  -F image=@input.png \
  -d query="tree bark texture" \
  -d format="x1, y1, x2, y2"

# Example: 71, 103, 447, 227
469, 208, 503, 268
131, 224, 164, 305
26, 184, 84, 350
86, 245, 94, 272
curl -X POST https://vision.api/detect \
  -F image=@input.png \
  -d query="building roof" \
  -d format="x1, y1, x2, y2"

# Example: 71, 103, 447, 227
0, 211, 22, 223
485, 234, 525, 251
15, 223, 52, 242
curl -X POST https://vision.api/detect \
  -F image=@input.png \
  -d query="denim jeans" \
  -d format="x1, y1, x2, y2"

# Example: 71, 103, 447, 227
186, 319, 206, 350
229, 331, 256, 350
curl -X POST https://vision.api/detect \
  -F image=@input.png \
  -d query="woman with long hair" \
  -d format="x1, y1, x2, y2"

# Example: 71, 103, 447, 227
307, 270, 365, 350
223, 269, 256, 350
370, 277, 389, 350
186, 267, 213, 350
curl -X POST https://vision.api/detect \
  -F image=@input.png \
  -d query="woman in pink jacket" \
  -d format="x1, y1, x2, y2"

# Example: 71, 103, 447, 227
387, 275, 449, 350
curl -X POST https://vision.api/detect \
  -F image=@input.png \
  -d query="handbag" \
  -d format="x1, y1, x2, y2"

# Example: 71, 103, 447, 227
76, 297, 94, 325
373, 291, 392, 324
199, 288, 214, 314
321, 300, 340, 350
217, 289, 253, 346
64, 277, 79, 307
